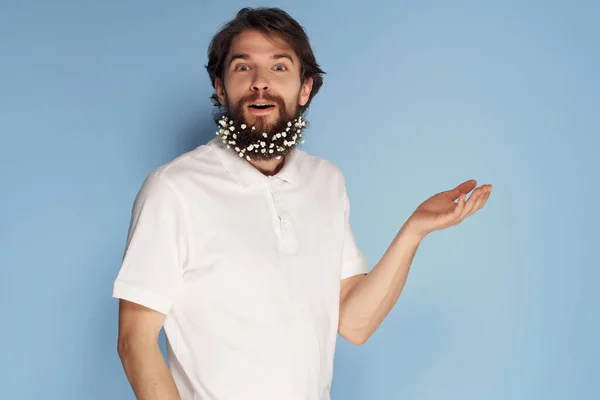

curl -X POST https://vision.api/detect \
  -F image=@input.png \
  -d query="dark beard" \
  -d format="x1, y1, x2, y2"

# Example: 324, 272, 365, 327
215, 94, 308, 161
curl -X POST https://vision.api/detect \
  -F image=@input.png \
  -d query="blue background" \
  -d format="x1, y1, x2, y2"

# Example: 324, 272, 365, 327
1, 1, 598, 399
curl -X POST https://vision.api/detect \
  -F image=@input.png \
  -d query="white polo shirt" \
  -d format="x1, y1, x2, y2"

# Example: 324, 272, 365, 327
112, 137, 369, 400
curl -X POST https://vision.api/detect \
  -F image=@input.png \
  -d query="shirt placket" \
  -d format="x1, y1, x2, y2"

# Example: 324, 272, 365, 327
267, 176, 298, 254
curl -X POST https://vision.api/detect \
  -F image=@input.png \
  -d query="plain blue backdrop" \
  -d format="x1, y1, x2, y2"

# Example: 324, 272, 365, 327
1, 0, 598, 399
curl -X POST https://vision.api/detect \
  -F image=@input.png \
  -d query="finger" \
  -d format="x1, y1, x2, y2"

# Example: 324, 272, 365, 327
458, 179, 478, 194
466, 190, 487, 217
478, 188, 492, 208
460, 188, 482, 219
445, 193, 464, 220
447, 193, 467, 224
467, 186, 491, 217
445, 179, 477, 201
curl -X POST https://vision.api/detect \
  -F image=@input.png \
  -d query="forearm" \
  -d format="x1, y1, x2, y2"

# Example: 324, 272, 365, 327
339, 223, 423, 344
118, 341, 181, 400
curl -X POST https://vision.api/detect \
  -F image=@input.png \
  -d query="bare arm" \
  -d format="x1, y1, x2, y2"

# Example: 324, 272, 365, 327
338, 181, 491, 345
338, 223, 423, 345
117, 300, 181, 400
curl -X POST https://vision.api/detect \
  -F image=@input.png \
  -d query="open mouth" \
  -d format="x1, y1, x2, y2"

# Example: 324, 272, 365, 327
248, 103, 275, 110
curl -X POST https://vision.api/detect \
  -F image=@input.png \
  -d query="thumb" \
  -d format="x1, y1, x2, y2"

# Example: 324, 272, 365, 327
445, 179, 477, 200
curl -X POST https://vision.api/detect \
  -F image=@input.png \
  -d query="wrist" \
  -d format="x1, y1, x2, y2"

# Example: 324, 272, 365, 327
398, 221, 426, 244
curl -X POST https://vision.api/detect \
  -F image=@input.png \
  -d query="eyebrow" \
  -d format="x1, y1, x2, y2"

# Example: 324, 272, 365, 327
273, 53, 294, 64
228, 53, 295, 67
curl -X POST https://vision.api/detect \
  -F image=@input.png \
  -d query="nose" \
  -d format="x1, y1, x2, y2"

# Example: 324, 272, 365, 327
250, 70, 270, 93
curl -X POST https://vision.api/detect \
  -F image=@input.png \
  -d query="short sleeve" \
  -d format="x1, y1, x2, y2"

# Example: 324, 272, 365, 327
112, 172, 188, 315
341, 191, 370, 280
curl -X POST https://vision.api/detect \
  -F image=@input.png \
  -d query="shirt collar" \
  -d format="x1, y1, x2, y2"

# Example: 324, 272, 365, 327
209, 138, 303, 189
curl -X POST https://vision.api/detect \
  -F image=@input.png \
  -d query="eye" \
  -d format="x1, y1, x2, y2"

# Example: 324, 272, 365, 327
235, 64, 250, 71
273, 64, 287, 72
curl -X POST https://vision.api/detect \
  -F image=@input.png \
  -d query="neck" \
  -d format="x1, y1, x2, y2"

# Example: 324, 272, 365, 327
248, 155, 286, 176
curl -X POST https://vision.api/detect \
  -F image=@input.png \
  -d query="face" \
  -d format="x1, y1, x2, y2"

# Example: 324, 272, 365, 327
214, 30, 313, 159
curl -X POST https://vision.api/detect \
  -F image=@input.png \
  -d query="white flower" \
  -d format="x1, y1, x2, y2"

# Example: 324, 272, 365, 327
246, 155, 251, 161
216, 115, 306, 157
276, 156, 281, 160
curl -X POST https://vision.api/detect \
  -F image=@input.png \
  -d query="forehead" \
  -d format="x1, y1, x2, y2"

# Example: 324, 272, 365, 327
227, 30, 298, 61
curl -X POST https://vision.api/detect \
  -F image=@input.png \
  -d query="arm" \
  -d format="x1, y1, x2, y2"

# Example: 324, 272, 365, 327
117, 299, 181, 400
338, 180, 491, 345
338, 224, 422, 345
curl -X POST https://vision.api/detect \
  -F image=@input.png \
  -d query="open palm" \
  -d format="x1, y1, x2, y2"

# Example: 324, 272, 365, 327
406, 179, 492, 238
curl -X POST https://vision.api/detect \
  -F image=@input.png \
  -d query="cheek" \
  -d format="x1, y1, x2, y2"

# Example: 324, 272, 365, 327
279, 82, 302, 105
224, 76, 248, 100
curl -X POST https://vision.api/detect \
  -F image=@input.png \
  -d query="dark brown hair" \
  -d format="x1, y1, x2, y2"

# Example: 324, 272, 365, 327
205, 7, 325, 119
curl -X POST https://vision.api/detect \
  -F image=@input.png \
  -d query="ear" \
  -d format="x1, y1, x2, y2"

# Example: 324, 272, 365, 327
214, 77, 227, 105
298, 77, 313, 107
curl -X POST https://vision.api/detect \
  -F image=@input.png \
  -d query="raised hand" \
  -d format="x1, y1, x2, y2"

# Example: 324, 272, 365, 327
405, 179, 492, 238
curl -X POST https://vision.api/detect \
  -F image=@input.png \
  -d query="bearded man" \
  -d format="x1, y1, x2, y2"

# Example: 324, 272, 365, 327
113, 7, 492, 400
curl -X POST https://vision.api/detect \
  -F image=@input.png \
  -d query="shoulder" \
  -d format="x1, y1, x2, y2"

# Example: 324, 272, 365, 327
135, 144, 215, 202
292, 148, 349, 204
294, 147, 347, 186
153, 144, 215, 183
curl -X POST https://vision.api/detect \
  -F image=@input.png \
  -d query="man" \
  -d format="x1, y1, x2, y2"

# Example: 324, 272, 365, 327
113, 7, 492, 400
